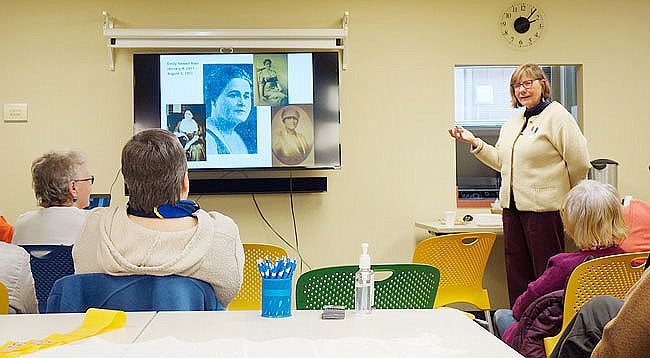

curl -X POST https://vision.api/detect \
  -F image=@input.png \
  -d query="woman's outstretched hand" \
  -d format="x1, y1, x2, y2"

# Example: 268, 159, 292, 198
448, 126, 479, 147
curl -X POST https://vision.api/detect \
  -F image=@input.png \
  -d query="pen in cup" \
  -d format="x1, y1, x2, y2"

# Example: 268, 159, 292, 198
257, 256, 297, 279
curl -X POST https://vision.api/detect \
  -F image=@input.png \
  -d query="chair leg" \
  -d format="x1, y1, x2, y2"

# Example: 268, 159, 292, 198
484, 309, 495, 335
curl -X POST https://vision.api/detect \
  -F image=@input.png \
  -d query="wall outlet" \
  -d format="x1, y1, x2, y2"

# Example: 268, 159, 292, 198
4, 103, 28, 122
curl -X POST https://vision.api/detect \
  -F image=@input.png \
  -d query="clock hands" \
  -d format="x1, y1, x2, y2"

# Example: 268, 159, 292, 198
527, 8, 537, 20
513, 7, 538, 34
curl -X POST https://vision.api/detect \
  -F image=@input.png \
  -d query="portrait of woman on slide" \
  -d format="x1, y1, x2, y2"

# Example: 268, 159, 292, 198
256, 58, 288, 106
173, 108, 206, 161
203, 64, 258, 155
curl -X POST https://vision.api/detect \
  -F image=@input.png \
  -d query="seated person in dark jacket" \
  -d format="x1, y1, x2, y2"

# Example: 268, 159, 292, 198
494, 180, 626, 353
549, 259, 650, 358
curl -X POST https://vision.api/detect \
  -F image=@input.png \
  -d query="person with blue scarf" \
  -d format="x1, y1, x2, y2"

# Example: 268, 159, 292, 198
73, 129, 244, 309
449, 64, 591, 307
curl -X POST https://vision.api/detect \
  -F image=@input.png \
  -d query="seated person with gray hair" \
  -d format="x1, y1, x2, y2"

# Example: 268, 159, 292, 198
495, 180, 626, 356
73, 129, 244, 308
13, 150, 93, 246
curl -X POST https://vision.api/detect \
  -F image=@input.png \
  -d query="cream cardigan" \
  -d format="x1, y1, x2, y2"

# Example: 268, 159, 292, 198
471, 101, 590, 212
73, 205, 244, 308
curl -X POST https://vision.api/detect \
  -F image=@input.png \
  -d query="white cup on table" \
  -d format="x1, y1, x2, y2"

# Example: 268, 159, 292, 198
443, 210, 456, 227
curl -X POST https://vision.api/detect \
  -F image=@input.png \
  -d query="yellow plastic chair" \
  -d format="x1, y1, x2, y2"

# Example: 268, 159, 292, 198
228, 243, 287, 310
0, 282, 8, 314
412, 232, 496, 332
543, 252, 649, 356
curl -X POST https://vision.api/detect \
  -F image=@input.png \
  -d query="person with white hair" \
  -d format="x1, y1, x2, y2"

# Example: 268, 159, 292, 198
495, 180, 626, 355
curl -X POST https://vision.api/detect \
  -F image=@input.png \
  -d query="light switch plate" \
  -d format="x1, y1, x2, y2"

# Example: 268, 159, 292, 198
4, 103, 28, 122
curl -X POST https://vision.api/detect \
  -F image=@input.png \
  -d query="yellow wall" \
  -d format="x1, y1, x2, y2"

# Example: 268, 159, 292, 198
2, 0, 648, 308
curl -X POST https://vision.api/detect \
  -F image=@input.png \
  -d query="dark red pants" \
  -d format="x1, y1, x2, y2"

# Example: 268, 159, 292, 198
503, 207, 565, 307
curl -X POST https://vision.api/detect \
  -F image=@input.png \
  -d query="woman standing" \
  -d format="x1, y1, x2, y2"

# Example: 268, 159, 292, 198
449, 63, 590, 306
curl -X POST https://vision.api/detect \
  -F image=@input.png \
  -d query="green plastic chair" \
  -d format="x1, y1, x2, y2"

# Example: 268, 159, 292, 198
295, 263, 440, 310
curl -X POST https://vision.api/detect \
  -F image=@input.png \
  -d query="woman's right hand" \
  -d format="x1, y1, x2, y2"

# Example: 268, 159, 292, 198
448, 126, 479, 147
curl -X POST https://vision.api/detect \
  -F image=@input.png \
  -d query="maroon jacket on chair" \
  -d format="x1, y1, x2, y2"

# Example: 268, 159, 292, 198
506, 289, 564, 358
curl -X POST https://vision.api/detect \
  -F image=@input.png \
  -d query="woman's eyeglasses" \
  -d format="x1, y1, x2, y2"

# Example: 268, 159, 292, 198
511, 78, 543, 90
74, 175, 95, 185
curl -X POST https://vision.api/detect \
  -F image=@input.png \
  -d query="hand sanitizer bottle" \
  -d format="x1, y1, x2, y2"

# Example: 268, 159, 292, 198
354, 243, 374, 314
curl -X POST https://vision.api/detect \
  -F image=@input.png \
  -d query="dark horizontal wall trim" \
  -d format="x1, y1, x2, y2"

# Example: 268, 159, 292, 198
188, 177, 327, 195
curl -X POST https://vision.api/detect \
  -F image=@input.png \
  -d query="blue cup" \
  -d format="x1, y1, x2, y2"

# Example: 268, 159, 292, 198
261, 277, 292, 318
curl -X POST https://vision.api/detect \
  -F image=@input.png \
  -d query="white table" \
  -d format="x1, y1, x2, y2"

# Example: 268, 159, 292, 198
0, 311, 156, 358
415, 220, 503, 236
127, 309, 523, 357
0, 311, 156, 344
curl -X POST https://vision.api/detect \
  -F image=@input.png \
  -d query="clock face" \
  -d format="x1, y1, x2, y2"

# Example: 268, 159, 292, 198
499, 2, 545, 48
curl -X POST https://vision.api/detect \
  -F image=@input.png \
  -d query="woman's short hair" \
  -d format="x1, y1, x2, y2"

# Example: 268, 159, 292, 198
263, 58, 272, 65
31, 150, 86, 208
509, 63, 551, 108
203, 65, 252, 115
561, 180, 627, 249
122, 129, 187, 213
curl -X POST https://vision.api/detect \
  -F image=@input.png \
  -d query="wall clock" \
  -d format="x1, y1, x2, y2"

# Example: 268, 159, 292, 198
499, 2, 545, 48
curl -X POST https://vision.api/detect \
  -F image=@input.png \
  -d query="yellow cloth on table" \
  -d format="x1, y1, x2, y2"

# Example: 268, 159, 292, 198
0, 308, 126, 357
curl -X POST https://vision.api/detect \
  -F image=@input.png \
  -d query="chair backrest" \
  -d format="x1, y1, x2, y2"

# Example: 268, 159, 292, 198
20, 245, 74, 313
295, 263, 440, 310
412, 232, 495, 309
228, 243, 287, 310
46, 273, 221, 313
543, 252, 649, 355
0, 281, 8, 314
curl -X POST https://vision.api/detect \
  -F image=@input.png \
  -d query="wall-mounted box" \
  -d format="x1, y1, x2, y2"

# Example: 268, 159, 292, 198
4, 103, 28, 122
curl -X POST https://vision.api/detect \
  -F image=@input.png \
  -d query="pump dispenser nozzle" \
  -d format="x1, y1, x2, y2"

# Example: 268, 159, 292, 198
359, 243, 371, 269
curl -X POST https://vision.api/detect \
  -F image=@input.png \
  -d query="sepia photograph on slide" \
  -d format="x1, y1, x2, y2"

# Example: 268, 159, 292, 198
254, 54, 289, 107
166, 103, 206, 162
271, 104, 314, 166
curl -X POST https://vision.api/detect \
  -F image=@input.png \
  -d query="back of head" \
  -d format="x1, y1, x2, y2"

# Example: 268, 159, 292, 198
122, 129, 187, 213
31, 150, 86, 208
561, 179, 627, 249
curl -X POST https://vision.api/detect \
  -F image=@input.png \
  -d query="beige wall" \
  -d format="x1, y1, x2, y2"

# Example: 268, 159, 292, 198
2, 0, 648, 308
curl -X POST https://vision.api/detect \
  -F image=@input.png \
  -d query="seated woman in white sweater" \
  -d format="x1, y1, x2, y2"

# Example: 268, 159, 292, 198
73, 129, 244, 308
0, 242, 38, 313
13, 150, 92, 246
